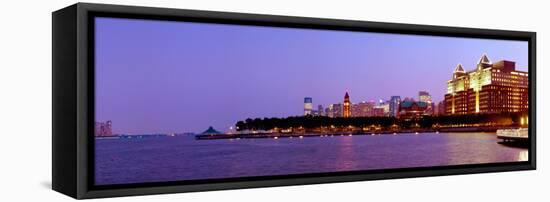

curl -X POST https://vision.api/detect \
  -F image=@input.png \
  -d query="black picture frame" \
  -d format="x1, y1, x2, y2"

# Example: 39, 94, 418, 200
52, 2, 536, 199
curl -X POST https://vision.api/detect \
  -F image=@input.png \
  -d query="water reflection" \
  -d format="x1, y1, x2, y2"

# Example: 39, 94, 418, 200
335, 137, 357, 170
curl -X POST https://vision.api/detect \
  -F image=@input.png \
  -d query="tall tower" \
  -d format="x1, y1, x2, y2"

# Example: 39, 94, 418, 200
304, 97, 313, 115
343, 91, 351, 117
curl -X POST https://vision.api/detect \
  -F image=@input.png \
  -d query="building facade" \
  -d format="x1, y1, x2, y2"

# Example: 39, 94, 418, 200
398, 101, 428, 120
445, 54, 528, 115
375, 100, 390, 116
435, 100, 446, 116
351, 101, 375, 117
419, 91, 434, 115
327, 103, 343, 118
316, 105, 324, 116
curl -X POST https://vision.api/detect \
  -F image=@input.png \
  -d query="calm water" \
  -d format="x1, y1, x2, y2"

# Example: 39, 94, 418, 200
95, 132, 528, 185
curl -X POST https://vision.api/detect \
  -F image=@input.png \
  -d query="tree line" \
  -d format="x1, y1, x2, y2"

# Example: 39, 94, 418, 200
235, 112, 528, 131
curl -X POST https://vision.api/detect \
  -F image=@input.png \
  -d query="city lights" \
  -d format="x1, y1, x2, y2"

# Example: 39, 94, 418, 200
445, 54, 528, 115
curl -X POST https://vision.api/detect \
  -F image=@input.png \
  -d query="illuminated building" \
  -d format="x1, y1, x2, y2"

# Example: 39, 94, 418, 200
351, 101, 374, 117
375, 99, 390, 116
372, 107, 385, 117
445, 54, 528, 115
343, 91, 351, 117
327, 104, 343, 118
419, 91, 432, 103
419, 91, 434, 115
389, 96, 401, 117
398, 101, 428, 120
304, 97, 313, 115
95, 120, 112, 137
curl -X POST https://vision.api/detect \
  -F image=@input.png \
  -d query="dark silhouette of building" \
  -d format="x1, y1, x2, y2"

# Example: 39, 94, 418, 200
201, 126, 221, 135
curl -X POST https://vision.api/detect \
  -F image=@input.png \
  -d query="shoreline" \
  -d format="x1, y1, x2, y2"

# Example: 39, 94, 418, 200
195, 126, 517, 140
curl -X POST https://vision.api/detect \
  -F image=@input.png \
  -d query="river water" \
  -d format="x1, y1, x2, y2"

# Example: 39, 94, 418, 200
95, 132, 527, 185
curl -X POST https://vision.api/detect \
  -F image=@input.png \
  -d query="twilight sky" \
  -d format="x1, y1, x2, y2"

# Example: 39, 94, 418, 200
95, 17, 528, 134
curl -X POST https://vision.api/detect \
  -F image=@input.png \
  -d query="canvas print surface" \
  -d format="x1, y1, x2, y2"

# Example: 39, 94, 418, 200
94, 17, 529, 186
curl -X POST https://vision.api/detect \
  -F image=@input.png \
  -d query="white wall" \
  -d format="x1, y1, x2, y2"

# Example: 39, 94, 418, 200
0, 0, 547, 201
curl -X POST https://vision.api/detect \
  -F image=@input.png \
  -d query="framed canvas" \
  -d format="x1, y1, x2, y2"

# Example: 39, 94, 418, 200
52, 3, 536, 199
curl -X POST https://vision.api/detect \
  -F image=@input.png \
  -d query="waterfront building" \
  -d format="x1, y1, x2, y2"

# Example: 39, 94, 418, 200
419, 91, 434, 115
444, 54, 528, 115
435, 100, 446, 116
375, 99, 390, 116
317, 105, 324, 116
351, 101, 374, 117
343, 92, 351, 117
304, 97, 313, 115
398, 101, 428, 120
419, 91, 432, 103
389, 96, 401, 117
372, 107, 386, 117
327, 103, 343, 118
95, 120, 112, 137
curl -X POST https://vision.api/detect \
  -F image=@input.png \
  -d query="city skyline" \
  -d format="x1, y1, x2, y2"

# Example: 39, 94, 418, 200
95, 17, 528, 134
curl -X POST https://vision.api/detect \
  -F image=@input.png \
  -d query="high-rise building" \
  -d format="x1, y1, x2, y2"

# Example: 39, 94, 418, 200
389, 96, 401, 117
419, 91, 433, 115
372, 107, 386, 117
376, 99, 390, 116
351, 101, 374, 117
304, 97, 313, 115
317, 105, 324, 116
418, 91, 432, 103
343, 91, 351, 117
327, 103, 343, 118
325, 107, 331, 118
445, 54, 528, 115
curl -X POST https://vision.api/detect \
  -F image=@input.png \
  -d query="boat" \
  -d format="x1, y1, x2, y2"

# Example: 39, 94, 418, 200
497, 128, 528, 139
496, 128, 529, 147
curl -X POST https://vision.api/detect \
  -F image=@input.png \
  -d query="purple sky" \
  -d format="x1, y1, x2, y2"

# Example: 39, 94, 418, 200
95, 17, 528, 134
